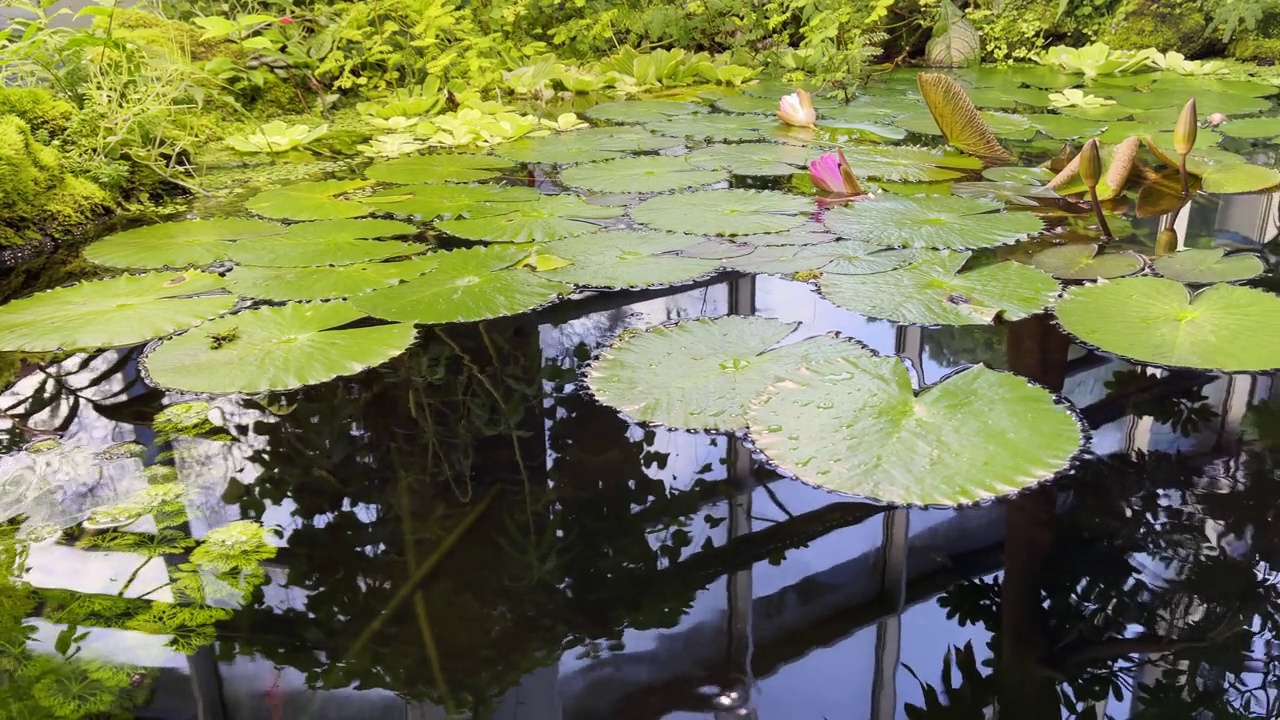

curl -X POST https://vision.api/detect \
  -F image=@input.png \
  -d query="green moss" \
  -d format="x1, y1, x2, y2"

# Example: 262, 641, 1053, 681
1102, 0, 1215, 56
95, 8, 239, 63
0, 88, 76, 140
0, 116, 111, 247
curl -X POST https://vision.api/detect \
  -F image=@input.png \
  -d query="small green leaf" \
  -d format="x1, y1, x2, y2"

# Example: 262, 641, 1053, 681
559, 155, 727, 193
1151, 248, 1266, 284
631, 189, 812, 236
824, 195, 1044, 250
1028, 243, 1144, 280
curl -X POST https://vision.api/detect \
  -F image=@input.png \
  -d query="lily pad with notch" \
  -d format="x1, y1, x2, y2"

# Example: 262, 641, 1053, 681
1217, 116, 1280, 140
838, 145, 983, 183
84, 219, 285, 269
350, 245, 572, 325
950, 181, 1060, 206
559, 155, 727, 193
225, 257, 439, 301
364, 153, 514, 184
748, 357, 1084, 506
586, 99, 707, 124
1023, 113, 1107, 140
586, 315, 873, 431
895, 109, 1036, 141
227, 234, 428, 267
142, 301, 417, 394
436, 194, 625, 243
539, 230, 717, 288
0, 271, 236, 352
824, 194, 1044, 250
1152, 248, 1266, 284
364, 183, 542, 221
1028, 243, 1144, 280
982, 166, 1056, 184
495, 126, 684, 164
631, 189, 812, 236
724, 241, 923, 276
1055, 276, 1280, 372
245, 180, 374, 221
686, 143, 815, 176
643, 114, 767, 143
819, 251, 1060, 325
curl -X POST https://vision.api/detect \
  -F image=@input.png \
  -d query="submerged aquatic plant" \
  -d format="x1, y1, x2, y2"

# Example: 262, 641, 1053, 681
808, 149, 865, 200
225, 121, 329, 153
777, 90, 817, 128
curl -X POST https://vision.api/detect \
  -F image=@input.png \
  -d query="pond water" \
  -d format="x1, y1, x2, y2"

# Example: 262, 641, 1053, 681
2, 68, 1280, 718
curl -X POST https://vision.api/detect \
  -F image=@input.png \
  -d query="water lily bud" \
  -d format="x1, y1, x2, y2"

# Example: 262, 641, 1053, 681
1078, 139, 1101, 189
1155, 227, 1179, 255
778, 90, 817, 128
808, 149, 863, 198
1175, 98, 1198, 155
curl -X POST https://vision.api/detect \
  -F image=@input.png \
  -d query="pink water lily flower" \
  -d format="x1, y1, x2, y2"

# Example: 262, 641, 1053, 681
809, 149, 864, 199
777, 89, 817, 128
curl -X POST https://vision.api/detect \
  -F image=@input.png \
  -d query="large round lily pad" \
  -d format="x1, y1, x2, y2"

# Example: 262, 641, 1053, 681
748, 358, 1084, 506
1151, 248, 1266, 284
364, 184, 541, 220
245, 180, 373, 221
364, 154, 513, 184
839, 146, 983, 183
227, 235, 428, 267
631, 189, 812, 236
824, 195, 1044, 250
559, 155, 726, 193
724, 242, 922, 276
586, 100, 706, 124
271, 218, 420, 242
142, 301, 416, 393
686, 143, 814, 176
586, 316, 872, 431
820, 251, 1060, 325
540, 230, 716, 288
495, 126, 683, 164
644, 114, 765, 142
84, 219, 285, 269
1055, 276, 1280, 372
1029, 243, 1144, 280
436, 195, 624, 243
1216, 116, 1280, 140
350, 246, 571, 324
0, 271, 236, 352
226, 257, 439, 301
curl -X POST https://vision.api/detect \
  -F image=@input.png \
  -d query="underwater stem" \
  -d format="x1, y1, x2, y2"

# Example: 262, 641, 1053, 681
347, 486, 499, 660
1088, 186, 1113, 240
398, 471, 456, 712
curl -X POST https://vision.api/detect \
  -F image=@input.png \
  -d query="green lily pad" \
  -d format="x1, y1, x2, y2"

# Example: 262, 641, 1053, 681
823, 195, 1044, 250
819, 251, 1059, 325
950, 181, 1060, 206
0, 271, 235, 352
1028, 243, 1144, 280
1188, 90, 1272, 116
748, 358, 1083, 506
894, 110, 1036, 140
631, 189, 812, 236
1024, 113, 1107, 140
559, 155, 727, 193
365, 184, 542, 221
349, 246, 571, 324
644, 114, 766, 142
142, 301, 416, 394
839, 146, 983, 182
819, 121, 909, 142
1151, 75, 1278, 98
1151, 248, 1266, 284
227, 234, 428, 267
83, 219, 285, 269
967, 86, 1055, 109
364, 154, 513, 184
494, 126, 684, 164
679, 238, 755, 260
685, 143, 814, 176
724, 242, 923, 276
586, 99, 707, 124
1055, 276, 1280, 371
736, 228, 838, 246
245, 180, 373, 221
586, 315, 872, 431
714, 94, 785, 114
225, 257, 439, 301
1058, 106, 1133, 121
1217, 116, 1280, 140
270, 218, 420, 242
1201, 163, 1280, 194
540, 230, 716, 288
437, 194, 624, 243
982, 166, 1055, 184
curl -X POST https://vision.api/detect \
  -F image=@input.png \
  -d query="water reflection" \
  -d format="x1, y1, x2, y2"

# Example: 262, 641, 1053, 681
0, 195, 1277, 718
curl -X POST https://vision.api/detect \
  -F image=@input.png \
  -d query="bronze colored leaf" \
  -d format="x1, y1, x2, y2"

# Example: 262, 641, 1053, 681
1047, 135, 1141, 201
916, 72, 1016, 166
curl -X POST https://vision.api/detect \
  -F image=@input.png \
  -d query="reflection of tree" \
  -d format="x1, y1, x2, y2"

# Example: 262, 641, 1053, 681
921, 324, 1007, 371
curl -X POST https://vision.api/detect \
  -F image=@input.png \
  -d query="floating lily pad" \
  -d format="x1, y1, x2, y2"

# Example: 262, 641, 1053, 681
1151, 75, 1278, 98
83, 219, 285, 269
1200, 163, 1280, 194
227, 233, 428, 267
540, 230, 716, 288
1028, 243, 1144, 280
748, 358, 1083, 506
365, 184, 542, 220
824, 195, 1043, 250
1024, 113, 1107, 140
225, 257, 439, 301
967, 86, 1055, 109
1217, 116, 1280, 140
350, 246, 571, 324
586, 99, 707, 124
495, 126, 683, 164
950, 181, 1060, 206
1055, 276, 1280, 371
631, 189, 811, 236
715, 94, 785, 114
245, 180, 373, 221
1151, 248, 1266, 284
839, 146, 982, 182
819, 251, 1059, 325
559, 155, 727, 193
587, 316, 871, 431
644, 114, 765, 142
736, 228, 838, 246
1059, 105, 1132, 121
272, 218, 419, 242
982, 166, 1055, 184
724, 242, 922, 276
820, 121, 908, 141
437, 195, 624, 243
686, 143, 813, 176
1183, 90, 1272, 116
142, 301, 416, 393
679, 238, 755, 260
895, 109, 1036, 140
364, 154, 513, 184
0, 271, 235, 352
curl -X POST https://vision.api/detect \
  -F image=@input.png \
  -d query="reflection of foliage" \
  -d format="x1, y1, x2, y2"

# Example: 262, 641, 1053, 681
1105, 368, 1219, 437
922, 324, 1008, 371
904, 642, 992, 720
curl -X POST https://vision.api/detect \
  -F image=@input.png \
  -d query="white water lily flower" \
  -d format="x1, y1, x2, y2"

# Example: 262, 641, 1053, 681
777, 90, 817, 127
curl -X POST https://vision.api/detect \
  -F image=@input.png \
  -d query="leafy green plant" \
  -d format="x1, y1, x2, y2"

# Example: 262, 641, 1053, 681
1048, 87, 1115, 108
1152, 50, 1228, 75
1037, 42, 1158, 79
1207, 0, 1280, 43
225, 120, 328, 152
